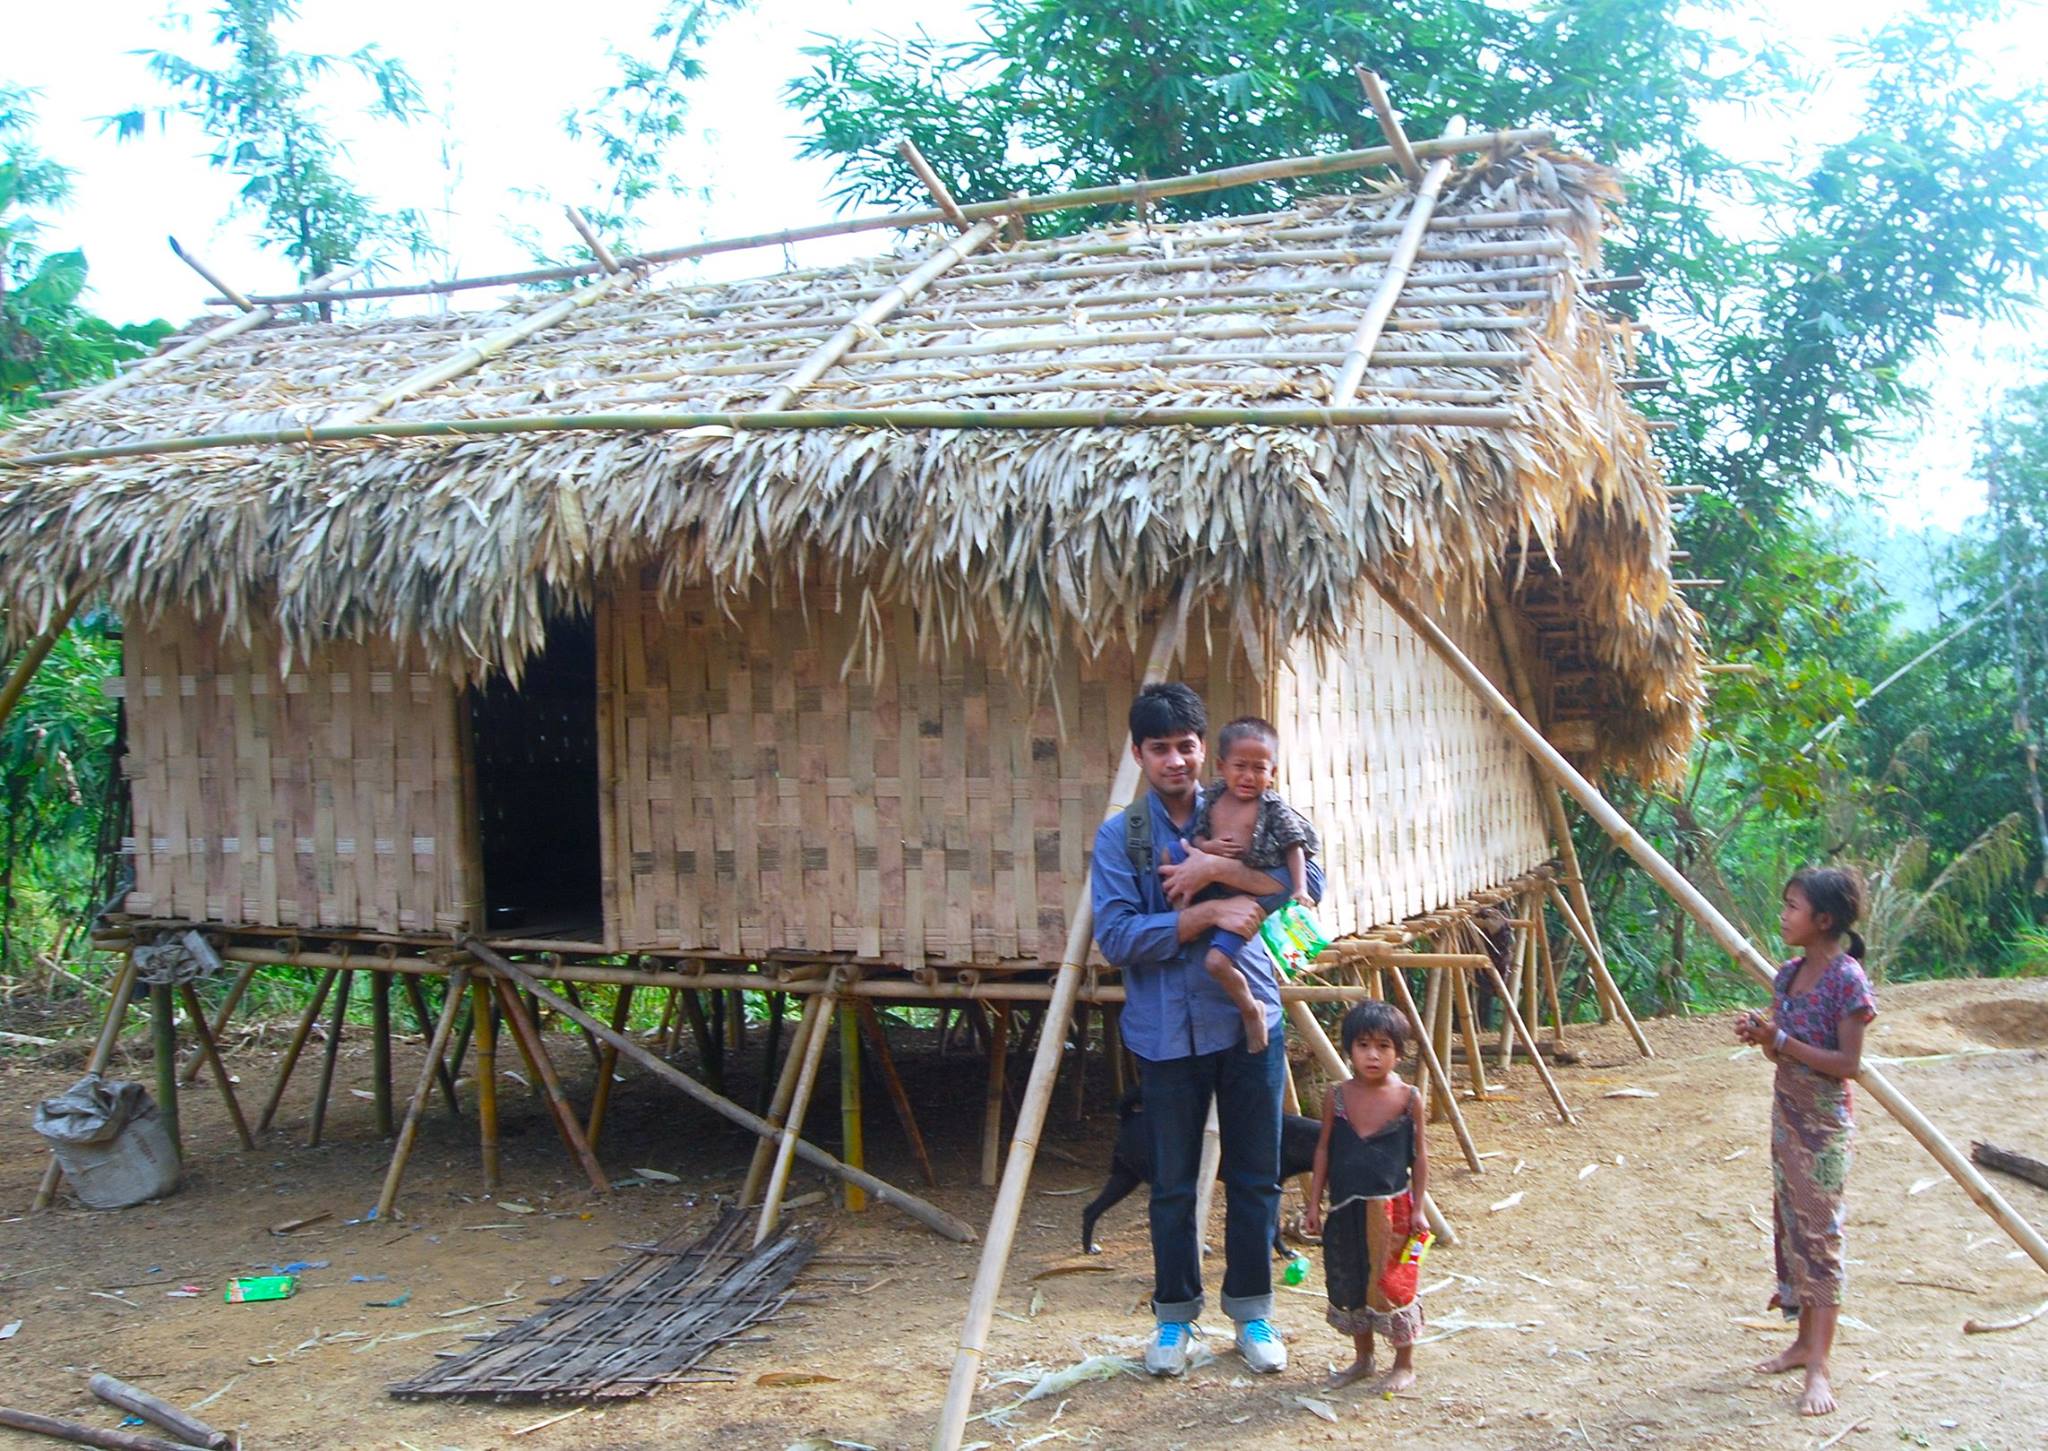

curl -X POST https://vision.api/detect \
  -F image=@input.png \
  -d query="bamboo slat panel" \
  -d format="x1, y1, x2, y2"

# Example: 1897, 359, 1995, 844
605, 575, 1259, 963
1274, 591, 1550, 937
112, 617, 472, 934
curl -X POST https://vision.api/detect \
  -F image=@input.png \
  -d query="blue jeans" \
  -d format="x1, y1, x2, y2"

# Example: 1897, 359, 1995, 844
1138, 1035, 1285, 1325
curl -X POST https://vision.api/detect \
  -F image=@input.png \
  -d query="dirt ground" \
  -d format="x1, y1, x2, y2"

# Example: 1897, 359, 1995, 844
2, 975, 2045, 1451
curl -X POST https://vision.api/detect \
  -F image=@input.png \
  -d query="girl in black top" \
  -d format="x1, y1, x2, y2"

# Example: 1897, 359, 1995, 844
1304, 999, 1430, 1391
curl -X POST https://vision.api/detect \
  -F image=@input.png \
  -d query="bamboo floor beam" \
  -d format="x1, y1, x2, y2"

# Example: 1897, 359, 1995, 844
1375, 581, 2048, 1282
308, 970, 353, 1147
756, 990, 839, 1243
178, 962, 257, 1087
32, 958, 139, 1211
855, 1000, 938, 1189
376, 966, 472, 1218
490, 976, 610, 1196
178, 982, 255, 1151
933, 596, 1189, 1451
742, 995, 830, 1206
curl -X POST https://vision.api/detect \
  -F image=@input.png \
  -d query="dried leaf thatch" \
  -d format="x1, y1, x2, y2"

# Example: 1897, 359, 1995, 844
0, 147, 1701, 779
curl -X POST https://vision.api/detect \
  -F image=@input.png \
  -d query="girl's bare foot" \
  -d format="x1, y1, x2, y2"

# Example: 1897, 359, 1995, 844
1798, 1367, 1837, 1416
1755, 1343, 1809, 1375
1373, 1365, 1418, 1393
1326, 1355, 1375, 1389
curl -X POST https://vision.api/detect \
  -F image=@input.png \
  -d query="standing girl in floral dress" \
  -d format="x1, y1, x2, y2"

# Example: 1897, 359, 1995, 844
1735, 866, 1877, 1418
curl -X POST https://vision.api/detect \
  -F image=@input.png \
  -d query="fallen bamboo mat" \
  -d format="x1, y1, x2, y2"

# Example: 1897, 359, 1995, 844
389, 1209, 818, 1400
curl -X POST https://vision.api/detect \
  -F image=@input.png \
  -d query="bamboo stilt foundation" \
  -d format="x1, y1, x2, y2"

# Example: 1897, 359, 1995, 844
473, 977, 500, 1193
1481, 964, 1574, 1124
1547, 879, 1651, 1056
742, 994, 830, 1207
149, 982, 180, 1156
259, 968, 335, 1133
839, 1002, 867, 1213
376, 966, 472, 1218
401, 974, 462, 1121
855, 1000, 938, 1189
756, 989, 838, 1244
180, 962, 258, 1087
980, 1002, 1011, 1188
178, 982, 254, 1151
583, 984, 636, 1146
490, 976, 610, 1196
308, 970, 353, 1148
1376, 580, 2048, 1282
371, 970, 395, 1137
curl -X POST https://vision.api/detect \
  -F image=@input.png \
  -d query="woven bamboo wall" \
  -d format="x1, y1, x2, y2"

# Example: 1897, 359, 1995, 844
1273, 593, 1552, 936
111, 617, 473, 934
601, 573, 1262, 962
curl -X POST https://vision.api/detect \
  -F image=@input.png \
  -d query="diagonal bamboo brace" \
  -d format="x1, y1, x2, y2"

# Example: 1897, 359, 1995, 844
1375, 580, 2048, 1282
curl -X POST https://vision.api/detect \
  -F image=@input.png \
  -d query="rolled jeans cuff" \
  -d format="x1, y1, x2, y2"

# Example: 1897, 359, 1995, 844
1221, 1290, 1274, 1324
1152, 1294, 1203, 1325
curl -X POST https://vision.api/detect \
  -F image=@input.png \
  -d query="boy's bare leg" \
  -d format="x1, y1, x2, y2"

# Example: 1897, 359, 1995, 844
1327, 1330, 1375, 1388
1204, 947, 1267, 1053
1373, 1342, 1417, 1393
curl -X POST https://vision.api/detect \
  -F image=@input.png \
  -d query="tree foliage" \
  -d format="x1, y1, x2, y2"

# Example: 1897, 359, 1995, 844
107, 0, 433, 284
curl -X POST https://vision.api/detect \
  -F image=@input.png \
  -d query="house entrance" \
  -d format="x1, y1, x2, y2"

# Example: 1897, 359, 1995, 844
467, 612, 603, 937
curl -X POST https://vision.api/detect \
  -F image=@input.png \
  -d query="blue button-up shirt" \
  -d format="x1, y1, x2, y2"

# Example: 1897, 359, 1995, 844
1091, 789, 1326, 1062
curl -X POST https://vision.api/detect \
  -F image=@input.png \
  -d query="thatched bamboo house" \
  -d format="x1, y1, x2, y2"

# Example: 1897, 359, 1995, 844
0, 138, 1698, 974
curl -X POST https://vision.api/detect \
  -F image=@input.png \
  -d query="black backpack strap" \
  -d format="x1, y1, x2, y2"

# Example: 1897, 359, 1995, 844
1122, 792, 1154, 878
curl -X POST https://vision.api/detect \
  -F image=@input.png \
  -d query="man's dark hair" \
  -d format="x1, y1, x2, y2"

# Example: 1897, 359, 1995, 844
1129, 682, 1206, 744
1217, 716, 1279, 760
1341, 998, 1408, 1053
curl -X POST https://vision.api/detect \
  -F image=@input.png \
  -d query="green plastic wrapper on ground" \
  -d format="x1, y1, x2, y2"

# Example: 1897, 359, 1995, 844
225, 1275, 296, 1303
1258, 901, 1331, 978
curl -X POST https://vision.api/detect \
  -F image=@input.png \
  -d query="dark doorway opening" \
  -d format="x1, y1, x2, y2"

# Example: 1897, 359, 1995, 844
468, 612, 602, 938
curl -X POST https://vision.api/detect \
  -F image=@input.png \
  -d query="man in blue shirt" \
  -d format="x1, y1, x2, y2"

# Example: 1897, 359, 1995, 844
1091, 682, 1324, 1377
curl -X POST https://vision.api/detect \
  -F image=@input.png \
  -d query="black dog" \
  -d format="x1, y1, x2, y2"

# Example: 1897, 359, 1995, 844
1081, 1087, 1322, 1255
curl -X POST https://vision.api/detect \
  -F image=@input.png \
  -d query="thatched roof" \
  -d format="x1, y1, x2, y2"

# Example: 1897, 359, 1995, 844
0, 144, 1701, 779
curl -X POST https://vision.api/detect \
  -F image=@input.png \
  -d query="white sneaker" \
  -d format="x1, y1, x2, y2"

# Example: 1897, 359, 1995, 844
1145, 1320, 1194, 1376
1234, 1317, 1287, 1373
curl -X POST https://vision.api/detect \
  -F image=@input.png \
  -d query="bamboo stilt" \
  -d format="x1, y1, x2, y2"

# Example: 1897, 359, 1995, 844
177, 962, 257, 1086
1496, 933, 1523, 1072
1066, 1004, 1088, 1122
1377, 580, 2048, 1283
1482, 965, 1574, 1124
473, 977, 499, 1193
756, 991, 839, 1244
149, 983, 180, 1156
839, 1002, 866, 1213
584, 984, 635, 1146
178, 982, 254, 1150
1449, 967, 1489, 1100
1284, 999, 1454, 1245
757, 990, 787, 1116
32, 958, 139, 1211
1547, 880, 1651, 1057
1536, 896, 1566, 1045
980, 1002, 1012, 1188
855, 999, 938, 1188
561, 980, 606, 1069
308, 970, 353, 1147
401, 973, 462, 1120
656, 988, 680, 1056
1379, 969, 1483, 1173
376, 966, 471, 1218
742, 994, 830, 1206
680, 988, 721, 1092
490, 977, 609, 1195
370, 970, 394, 1137
1418, 969, 1443, 1118
934, 598, 1189, 1451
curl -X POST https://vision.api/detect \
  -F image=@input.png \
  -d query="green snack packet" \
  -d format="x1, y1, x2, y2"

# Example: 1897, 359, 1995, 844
225, 1275, 296, 1303
1258, 901, 1331, 978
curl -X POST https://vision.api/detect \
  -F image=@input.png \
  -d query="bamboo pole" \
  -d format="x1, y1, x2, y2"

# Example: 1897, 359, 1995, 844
375, 966, 471, 1218
759, 220, 1001, 412
212, 129, 1555, 307
31, 957, 139, 1211
742, 994, 829, 1205
563, 206, 621, 274
168, 237, 255, 312
1329, 131, 1458, 403
979, 1002, 1011, 1188
1356, 69, 1422, 183
1284, 999, 1454, 1245
756, 989, 839, 1243
680, 988, 721, 1092
468, 950, 976, 1241
308, 969, 353, 1147
1378, 967, 1483, 1173
933, 597, 1189, 1451
0, 1405, 196, 1451
178, 962, 257, 1086
178, 982, 255, 1150
1449, 966, 1489, 1100
839, 1002, 867, 1213
149, 982, 180, 1155
491, 976, 610, 1195
896, 138, 971, 230
2, 402, 1517, 471
473, 977, 500, 1193
1374, 581, 2048, 1282
370, 970, 395, 1137
856, 999, 938, 1188
1482, 964, 1574, 1124
1547, 879, 1651, 1056
584, 984, 635, 1146
0, 595, 84, 733
260, 975, 335, 1131
401, 973, 462, 1120
88, 1372, 228, 1449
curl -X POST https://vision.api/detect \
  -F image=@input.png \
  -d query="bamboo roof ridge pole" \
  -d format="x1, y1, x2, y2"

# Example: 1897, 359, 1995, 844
1283, 999, 1454, 1245
754, 219, 1003, 414
31, 957, 139, 1211
2, 402, 1516, 470
934, 593, 1189, 1451
1356, 69, 1423, 183
1372, 583, 2048, 1282
742, 994, 830, 1206
896, 139, 972, 230
376, 966, 472, 1218
461, 943, 976, 1241
167, 237, 255, 312
213, 128, 1554, 307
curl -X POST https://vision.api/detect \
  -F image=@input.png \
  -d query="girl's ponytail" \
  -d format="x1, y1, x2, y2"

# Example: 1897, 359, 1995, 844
1788, 866, 1868, 960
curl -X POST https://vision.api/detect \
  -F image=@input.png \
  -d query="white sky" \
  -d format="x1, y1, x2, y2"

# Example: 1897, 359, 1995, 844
9, 0, 2045, 536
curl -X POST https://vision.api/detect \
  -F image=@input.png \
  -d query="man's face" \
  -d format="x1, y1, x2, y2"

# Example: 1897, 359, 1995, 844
1133, 730, 1204, 798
